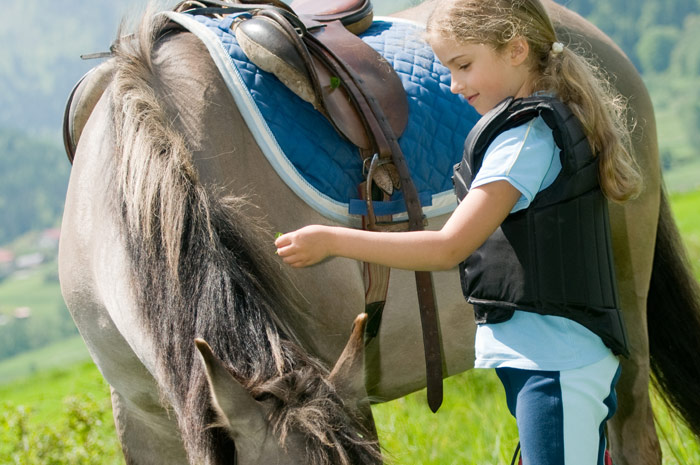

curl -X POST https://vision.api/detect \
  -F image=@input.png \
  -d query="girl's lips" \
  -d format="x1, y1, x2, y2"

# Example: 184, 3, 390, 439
466, 94, 478, 104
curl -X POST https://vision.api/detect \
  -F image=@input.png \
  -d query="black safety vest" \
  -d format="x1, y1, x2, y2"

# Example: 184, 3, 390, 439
452, 96, 629, 356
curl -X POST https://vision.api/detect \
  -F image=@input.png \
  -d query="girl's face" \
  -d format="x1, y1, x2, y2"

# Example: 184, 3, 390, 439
431, 36, 534, 115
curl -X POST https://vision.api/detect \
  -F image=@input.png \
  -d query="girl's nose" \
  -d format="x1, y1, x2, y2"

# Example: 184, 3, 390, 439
450, 77, 464, 95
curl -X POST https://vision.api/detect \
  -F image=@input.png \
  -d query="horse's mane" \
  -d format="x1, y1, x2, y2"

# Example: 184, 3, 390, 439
108, 8, 379, 464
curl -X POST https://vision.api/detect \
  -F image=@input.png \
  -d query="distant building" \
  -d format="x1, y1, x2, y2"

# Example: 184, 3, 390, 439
0, 249, 14, 276
0, 249, 13, 264
15, 252, 44, 269
39, 228, 61, 250
14, 307, 32, 319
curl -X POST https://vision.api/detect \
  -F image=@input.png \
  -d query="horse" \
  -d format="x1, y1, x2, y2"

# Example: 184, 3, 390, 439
58, 0, 700, 464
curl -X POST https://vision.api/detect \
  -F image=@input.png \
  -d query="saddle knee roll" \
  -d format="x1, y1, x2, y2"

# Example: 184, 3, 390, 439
234, 17, 319, 107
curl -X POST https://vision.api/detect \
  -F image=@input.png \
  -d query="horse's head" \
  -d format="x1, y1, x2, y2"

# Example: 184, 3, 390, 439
195, 313, 381, 465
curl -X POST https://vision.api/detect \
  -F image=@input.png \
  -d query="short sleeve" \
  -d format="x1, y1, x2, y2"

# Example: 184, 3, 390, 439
471, 116, 560, 213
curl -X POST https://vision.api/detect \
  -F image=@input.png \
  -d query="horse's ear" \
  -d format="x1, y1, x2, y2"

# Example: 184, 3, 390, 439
195, 338, 267, 437
329, 313, 369, 405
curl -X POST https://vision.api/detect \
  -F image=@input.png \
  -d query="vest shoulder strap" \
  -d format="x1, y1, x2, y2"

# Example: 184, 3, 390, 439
454, 96, 593, 201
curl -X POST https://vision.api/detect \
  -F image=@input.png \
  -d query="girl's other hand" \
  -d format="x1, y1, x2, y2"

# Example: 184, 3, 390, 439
275, 225, 333, 267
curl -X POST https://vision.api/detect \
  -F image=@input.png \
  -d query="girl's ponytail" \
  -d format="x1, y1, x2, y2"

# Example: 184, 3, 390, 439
538, 44, 642, 202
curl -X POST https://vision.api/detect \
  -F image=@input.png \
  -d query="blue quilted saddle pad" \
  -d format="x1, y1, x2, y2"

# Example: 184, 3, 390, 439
166, 11, 480, 224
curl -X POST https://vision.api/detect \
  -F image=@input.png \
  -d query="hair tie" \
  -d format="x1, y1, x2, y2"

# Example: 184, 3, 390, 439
551, 42, 564, 55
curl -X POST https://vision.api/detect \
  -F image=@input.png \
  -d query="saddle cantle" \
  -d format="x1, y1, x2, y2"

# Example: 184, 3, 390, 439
234, 12, 409, 154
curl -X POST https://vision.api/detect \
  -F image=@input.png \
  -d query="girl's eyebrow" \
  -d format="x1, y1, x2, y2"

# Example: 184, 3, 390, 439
445, 54, 468, 65
444, 53, 469, 65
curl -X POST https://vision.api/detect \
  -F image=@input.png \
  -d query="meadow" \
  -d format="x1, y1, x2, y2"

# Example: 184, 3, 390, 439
1, 188, 699, 464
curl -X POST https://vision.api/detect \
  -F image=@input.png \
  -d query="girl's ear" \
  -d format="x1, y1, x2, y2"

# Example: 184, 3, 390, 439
508, 37, 530, 66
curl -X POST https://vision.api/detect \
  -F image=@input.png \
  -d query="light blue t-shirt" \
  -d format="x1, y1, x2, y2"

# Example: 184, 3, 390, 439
471, 115, 612, 371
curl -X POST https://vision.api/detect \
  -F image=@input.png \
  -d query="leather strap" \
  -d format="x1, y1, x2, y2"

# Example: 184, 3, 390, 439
303, 31, 443, 411
302, 17, 443, 412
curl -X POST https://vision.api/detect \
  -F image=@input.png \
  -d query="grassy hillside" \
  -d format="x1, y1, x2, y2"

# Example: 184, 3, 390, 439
0, 335, 89, 385
0, 358, 121, 464
0, 261, 78, 363
647, 76, 700, 193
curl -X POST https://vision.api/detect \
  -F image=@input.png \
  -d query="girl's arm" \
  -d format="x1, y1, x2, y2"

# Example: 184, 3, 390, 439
275, 180, 521, 270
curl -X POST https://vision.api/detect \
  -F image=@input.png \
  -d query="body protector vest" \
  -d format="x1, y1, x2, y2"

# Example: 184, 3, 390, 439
452, 96, 629, 356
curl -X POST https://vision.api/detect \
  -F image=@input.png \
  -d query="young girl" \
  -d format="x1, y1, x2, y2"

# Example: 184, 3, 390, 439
275, 0, 642, 463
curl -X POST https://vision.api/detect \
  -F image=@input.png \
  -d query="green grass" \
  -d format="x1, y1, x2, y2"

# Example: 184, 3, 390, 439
0, 360, 122, 464
670, 189, 700, 278
3, 358, 698, 464
0, 336, 106, 428
0, 359, 109, 425
0, 335, 91, 385
372, 372, 700, 464
373, 370, 518, 464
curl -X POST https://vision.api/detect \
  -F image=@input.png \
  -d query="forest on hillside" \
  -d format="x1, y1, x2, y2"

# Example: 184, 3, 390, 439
0, 0, 699, 247
564, 0, 700, 74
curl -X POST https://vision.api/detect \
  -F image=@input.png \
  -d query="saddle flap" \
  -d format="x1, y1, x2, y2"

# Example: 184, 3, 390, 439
63, 59, 116, 163
311, 21, 409, 143
235, 17, 317, 105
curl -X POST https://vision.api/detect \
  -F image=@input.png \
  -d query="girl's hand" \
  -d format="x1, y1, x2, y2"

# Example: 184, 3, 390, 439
275, 225, 333, 267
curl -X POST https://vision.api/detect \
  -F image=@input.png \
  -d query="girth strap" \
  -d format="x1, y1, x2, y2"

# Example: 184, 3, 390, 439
299, 16, 443, 410
303, 15, 443, 411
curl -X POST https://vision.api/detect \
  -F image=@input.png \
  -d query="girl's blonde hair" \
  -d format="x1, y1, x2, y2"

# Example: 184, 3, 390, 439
426, 0, 642, 202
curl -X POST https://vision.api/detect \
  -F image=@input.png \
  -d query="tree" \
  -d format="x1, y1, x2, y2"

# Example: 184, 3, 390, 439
670, 15, 700, 76
637, 26, 680, 73
0, 129, 69, 244
681, 89, 700, 148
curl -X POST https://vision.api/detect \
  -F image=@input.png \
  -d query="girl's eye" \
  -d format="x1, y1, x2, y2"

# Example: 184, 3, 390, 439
459, 63, 471, 70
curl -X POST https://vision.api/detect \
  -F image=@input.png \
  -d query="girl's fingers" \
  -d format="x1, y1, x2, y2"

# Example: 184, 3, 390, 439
274, 233, 289, 248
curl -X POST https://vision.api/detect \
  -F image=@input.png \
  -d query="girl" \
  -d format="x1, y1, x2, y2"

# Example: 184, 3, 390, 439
275, 0, 642, 463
